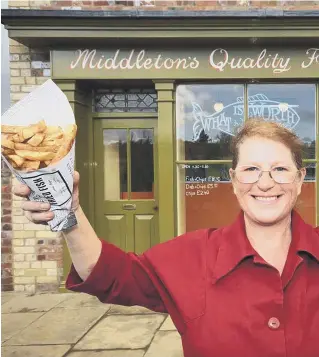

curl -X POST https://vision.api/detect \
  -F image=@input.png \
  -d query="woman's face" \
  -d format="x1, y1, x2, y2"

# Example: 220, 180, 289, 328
229, 137, 306, 225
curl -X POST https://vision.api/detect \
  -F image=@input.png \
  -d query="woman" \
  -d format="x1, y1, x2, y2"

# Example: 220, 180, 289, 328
13, 119, 319, 357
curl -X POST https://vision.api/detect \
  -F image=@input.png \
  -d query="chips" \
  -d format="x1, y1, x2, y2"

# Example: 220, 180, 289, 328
1, 120, 77, 172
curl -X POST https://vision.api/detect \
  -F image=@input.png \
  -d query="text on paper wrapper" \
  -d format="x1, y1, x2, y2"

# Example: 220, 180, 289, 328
33, 177, 58, 205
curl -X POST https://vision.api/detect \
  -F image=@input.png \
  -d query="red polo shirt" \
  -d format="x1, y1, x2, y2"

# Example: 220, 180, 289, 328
66, 210, 319, 357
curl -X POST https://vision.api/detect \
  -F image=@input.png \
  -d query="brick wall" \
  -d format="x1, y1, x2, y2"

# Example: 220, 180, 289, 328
3, 31, 61, 293
7, 0, 319, 11
1, 162, 13, 291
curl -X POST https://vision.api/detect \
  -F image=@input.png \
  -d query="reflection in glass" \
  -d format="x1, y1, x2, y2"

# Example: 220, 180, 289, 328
296, 166, 316, 226
176, 85, 244, 161
103, 129, 127, 200
304, 163, 316, 181
177, 164, 240, 234
130, 129, 154, 199
248, 84, 316, 159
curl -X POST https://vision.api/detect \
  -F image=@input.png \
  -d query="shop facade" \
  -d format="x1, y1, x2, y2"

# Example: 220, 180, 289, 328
2, 8, 319, 292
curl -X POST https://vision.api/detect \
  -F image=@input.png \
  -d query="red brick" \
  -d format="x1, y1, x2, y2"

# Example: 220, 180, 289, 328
1, 247, 12, 254
46, 253, 63, 261
2, 185, 11, 193
2, 194, 12, 200
52, 0, 73, 5
37, 255, 45, 261
2, 216, 12, 224
2, 238, 12, 246
2, 284, 14, 292
37, 283, 59, 292
2, 224, 12, 231
92, 0, 109, 5
1, 268, 13, 279
31, 69, 43, 77
1, 231, 12, 239
2, 209, 12, 215
2, 277, 13, 285
2, 201, 11, 208
1, 263, 12, 269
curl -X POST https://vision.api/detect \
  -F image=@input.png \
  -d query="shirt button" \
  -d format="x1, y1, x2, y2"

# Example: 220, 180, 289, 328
268, 317, 280, 330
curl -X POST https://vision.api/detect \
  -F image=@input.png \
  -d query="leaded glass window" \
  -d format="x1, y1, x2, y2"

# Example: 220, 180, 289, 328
94, 89, 157, 113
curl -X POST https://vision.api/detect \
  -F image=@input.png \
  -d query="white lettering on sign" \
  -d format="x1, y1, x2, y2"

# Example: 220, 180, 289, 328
192, 94, 300, 140
69, 48, 318, 73
301, 48, 319, 69
70, 49, 199, 70
209, 48, 291, 74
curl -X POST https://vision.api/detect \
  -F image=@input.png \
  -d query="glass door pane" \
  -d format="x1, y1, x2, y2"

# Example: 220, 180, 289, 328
103, 129, 127, 200
130, 129, 154, 200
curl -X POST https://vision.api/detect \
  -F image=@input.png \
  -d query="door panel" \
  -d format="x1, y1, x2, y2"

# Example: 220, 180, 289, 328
104, 215, 126, 250
94, 119, 158, 253
134, 214, 156, 254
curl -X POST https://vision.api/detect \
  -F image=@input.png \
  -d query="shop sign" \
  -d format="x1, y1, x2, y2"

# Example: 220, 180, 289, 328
192, 94, 300, 140
209, 48, 318, 74
52, 47, 319, 79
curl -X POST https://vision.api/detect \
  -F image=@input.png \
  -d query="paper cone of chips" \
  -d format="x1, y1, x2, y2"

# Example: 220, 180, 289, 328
1, 80, 78, 232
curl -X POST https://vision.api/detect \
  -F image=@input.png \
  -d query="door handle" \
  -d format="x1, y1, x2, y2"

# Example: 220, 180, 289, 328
153, 206, 159, 211
123, 204, 136, 210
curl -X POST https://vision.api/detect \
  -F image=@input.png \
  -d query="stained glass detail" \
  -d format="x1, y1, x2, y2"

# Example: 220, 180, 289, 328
94, 89, 157, 113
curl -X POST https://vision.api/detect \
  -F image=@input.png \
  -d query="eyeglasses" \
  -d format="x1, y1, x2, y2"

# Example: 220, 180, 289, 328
232, 166, 301, 184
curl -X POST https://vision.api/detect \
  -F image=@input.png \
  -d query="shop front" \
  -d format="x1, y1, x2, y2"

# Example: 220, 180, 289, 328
2, 10, 319, 289
56, 45, 319, 276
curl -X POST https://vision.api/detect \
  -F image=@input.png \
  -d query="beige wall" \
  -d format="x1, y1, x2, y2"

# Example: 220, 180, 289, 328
5, 5, 61, 291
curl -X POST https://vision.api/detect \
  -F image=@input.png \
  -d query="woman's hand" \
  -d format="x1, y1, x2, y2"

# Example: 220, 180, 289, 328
13, 171, 80, 224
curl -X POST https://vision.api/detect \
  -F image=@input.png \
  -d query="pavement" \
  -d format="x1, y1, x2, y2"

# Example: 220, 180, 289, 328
1, 291, 184, 357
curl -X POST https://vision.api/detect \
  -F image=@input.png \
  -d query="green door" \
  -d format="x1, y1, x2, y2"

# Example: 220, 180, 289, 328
93, 119, 159, 254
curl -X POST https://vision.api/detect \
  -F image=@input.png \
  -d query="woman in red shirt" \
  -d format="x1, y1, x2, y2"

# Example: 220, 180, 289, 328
14, 119, 319, 357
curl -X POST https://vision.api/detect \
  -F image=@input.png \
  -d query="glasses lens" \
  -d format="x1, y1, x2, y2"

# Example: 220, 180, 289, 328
271, 167, 297, 183
235, 167, 260, 183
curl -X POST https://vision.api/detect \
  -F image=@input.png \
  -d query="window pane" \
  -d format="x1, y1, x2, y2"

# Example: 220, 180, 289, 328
103, 129, 127, 200
176, 85, 244, 161
177, 163, 240, 234
296, 165, 316, 226
130, 129, 154, 199
177, 163, 316, 233
95, 89, 157, 113
247, 84, 316, 159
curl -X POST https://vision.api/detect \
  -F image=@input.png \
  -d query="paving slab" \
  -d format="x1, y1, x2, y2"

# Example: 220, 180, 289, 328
56, 293, 111, 311
75, 314, 165, 350
145, 331, 183, 357
68, 350, 145, 357
160, 316, 176, 330
1, 293, 70, 313
1, 312, 44, 342
108, 305, 155, 315
2, 345, 71, 357
3, 307, 107, 346
1, 293, 25, 306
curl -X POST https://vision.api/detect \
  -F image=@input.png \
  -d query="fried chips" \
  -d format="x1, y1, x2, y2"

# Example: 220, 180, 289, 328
1, 120, 77, 172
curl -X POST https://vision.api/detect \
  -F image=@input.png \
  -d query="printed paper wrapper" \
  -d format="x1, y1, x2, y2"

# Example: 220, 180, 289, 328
1, 79, 77, 232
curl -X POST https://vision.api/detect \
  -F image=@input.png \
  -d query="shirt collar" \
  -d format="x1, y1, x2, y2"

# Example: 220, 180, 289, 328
212, 210, 319, 283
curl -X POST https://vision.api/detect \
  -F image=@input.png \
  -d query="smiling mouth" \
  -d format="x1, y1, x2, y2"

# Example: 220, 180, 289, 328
252, 195, 282, 202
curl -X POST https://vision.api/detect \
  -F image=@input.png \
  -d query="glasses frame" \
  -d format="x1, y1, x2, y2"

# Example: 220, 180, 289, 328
232, 166, 302, 184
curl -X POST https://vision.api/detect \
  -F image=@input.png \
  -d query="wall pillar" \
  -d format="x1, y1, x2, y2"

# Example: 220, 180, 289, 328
154, 81, 176, 242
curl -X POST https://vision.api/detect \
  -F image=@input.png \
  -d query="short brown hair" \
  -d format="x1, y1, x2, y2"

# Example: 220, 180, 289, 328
231, 118, 304, 169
